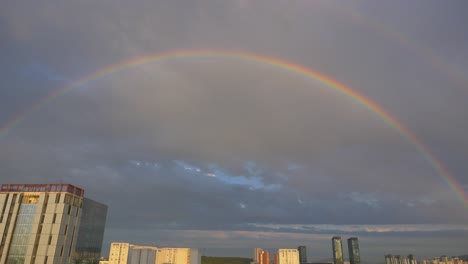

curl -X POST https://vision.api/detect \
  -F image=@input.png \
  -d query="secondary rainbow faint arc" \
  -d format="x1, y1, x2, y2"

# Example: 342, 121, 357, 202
1, 50, 466, 208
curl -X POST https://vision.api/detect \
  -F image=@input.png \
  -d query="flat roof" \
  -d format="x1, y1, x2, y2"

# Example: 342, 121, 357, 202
0, 183, 84, 197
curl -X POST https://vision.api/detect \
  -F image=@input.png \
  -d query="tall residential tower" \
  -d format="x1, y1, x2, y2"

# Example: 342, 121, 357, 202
332, 236, 343, 264
347, 237, 360, 264
298, 246, 307, 264
278, 249, 299, 264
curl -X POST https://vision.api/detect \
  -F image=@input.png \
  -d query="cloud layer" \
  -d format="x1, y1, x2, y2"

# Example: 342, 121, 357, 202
1, 0, 467, 261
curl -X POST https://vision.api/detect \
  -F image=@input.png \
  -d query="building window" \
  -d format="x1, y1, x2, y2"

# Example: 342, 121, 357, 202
55, 194, 61, 203
64, 225, 68, 235
44, 256, 48, 264
52, 213, 56, 223
64, 194, 72, 204
67, 204, 71, 215
48, 236, 52, 245
0, 194, 9, 223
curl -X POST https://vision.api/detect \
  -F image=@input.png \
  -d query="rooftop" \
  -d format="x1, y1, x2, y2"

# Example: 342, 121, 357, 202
0, 183, 84, 197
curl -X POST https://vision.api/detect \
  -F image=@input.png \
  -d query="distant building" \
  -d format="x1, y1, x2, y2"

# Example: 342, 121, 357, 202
385, 255, 394, 264
298, 246, 307, 263
395, 255, 402, 264
109, 243, 131, 263
347, 237, 360, 264
108, 243, 159, 264
406, 256, 468, 264
278, 249, 299, 264
108, 244, 199, 264
401, 256, 409, 264
259, 250, 270, 264
129, 245, 158, 264
332, 237, 343, 264
0, 183, 107, 264
274, 253, 279, 264
254, 248, 263, 264
155, 247, 199, 264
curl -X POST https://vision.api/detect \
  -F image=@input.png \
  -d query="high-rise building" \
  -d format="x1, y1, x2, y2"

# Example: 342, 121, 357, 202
0, 183, 107, 264
298, 246, 307, 263
75, 197, 108, 262
108, 243, 158, 264
274, 253, 279, 264
401, 256, 409, 264
396, 255, 403, 264
155, 247, 199, 264
254, 248, 263, 264
260, 250, 270, 264
109, 244, 199, 264
332, 237, 343, 264
385, 255, 394, 264
278, 249, 299, 264
347, 237, 360, 264
441, 256, 449, 263
408, 255, 417, 264
109, 243, 131, 264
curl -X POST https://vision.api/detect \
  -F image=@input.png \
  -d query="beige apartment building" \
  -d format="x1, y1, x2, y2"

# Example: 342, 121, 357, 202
155, 248, 189, 264
0, 183, 107, 264
278, 249, 299, 264
107, 243, 199, 264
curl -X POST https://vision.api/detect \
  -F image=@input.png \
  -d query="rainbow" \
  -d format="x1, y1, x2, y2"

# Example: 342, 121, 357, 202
1, 50, 466, 208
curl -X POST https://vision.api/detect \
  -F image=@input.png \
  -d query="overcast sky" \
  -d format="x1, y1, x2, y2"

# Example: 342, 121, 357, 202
1, 0, 467, 262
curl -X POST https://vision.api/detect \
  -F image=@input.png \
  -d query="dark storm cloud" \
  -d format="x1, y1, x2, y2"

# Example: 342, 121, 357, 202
1, 0, 467, 260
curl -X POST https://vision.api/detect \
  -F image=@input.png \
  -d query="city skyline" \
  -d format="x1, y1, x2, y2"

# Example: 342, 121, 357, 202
1, 0, 468, 262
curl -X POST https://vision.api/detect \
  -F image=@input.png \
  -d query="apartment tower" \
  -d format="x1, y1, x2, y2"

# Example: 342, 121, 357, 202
347, 237, 360, 264
108, 243, 158, 264
278, 249, 299, 264
155, 248, 200, 264
298, 246, 307, 264
332, 236, 344, 264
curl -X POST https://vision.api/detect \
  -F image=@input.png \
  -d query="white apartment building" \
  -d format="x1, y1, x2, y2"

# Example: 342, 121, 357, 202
109, 243, 158, 264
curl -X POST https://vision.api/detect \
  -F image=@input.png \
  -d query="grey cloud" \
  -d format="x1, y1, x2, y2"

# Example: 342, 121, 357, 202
1, 0, 468, 260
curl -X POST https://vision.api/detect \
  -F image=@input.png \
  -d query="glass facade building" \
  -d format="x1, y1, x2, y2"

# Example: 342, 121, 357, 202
347, 237, 360, 264
74, 198, 108, 264
6, 203, 37, 263
0, 184, 107, 264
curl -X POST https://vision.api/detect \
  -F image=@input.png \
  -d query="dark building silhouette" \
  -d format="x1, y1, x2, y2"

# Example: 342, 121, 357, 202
347, 237, 360, 264
298, 246, 307, 263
